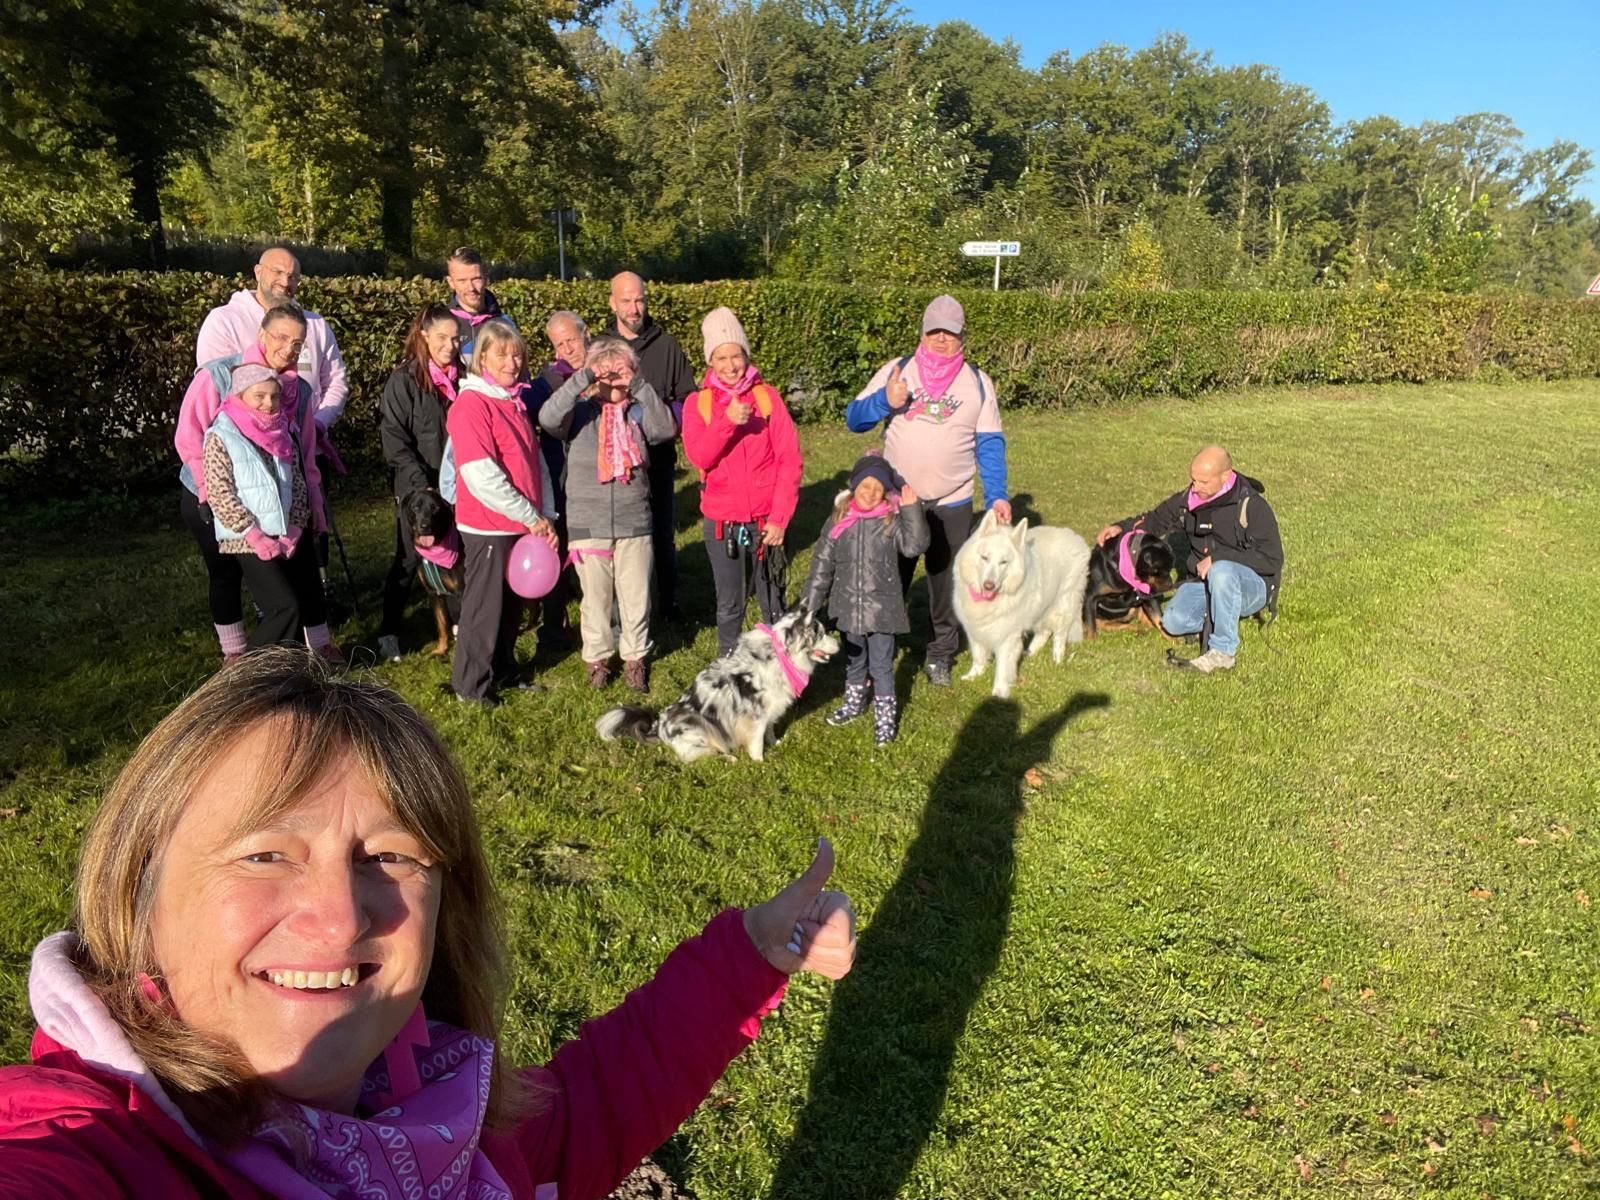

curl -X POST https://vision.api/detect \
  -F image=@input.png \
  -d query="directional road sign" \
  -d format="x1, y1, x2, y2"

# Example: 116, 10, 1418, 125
962, 240, 1021, 257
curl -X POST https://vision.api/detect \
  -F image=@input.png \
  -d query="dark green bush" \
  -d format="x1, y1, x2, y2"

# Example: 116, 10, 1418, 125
3, 272, 1597, 491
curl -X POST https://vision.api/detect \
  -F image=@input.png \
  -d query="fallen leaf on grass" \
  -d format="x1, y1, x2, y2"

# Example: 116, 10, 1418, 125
1205, 1061, 1220, 1075
1521, 1016, 1540, 1031
1562, 1114, 1578, 1134
1577, 889, 1591, 908
1243, 1103, 1258, 1118
1359, 987, 1376, 1001
1568, 1138, 1587, 1158
1319, 975, 1332, 990
1293, 1154, 1313, 1182
1425, 1135, 1447, 1153
1023, 767, 1043, 789
0, 808, 17, 819
1377, 1111, 1398, 1127
1468, 886, 1493, 899
1420, 1160, 1437, 1177
1514, 835, 1539, 846
1474, 1112, 1500, 1136
1294, 1094, 1309, 1109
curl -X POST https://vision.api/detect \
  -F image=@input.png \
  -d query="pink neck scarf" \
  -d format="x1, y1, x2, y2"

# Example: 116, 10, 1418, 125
829, 497, 896, 540
1116, 530, 1151, 595
450, 304, 493, 328
428, 360, 459, 405
416, 528, 461, 570
704, 365, 760, 401
756, 623, 810, 695
1187, 471, 1237, 511
218, 1005, 513, 1200
220, 399, 294, 461
597, 397, 645, 483
912, 344, 965, 403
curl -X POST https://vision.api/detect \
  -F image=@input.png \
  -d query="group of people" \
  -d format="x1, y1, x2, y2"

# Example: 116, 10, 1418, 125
175, 244, 1282, 734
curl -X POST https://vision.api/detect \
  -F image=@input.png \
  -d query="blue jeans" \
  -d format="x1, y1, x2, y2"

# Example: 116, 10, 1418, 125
1160, 560, 1267, 656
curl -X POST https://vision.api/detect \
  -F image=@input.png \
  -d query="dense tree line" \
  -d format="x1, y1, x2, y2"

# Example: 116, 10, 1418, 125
3, 0, 1596, 294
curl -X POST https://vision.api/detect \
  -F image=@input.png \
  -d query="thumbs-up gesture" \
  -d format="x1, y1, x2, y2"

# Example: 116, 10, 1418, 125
886, 362, 910, 410
743, 838, 856, 979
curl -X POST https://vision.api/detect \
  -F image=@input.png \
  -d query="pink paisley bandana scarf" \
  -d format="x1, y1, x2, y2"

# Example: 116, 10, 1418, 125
217, 1005, 514, 1200
428, 360, 460, 405
597, 397, 645, 483
912, 344, 965, 403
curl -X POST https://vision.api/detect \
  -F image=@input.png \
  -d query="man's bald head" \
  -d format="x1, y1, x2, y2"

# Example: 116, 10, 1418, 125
609, 271, 647, 337
254, 247, 301, 306
1189, 445, 1234, 499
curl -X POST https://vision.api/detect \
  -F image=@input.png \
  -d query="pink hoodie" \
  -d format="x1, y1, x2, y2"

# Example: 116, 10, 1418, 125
196, 290, 349, 429
0, 910, 785, 1200
173, 343, 324, 529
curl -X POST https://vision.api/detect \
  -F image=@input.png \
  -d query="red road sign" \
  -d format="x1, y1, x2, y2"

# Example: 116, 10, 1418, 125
1589, 274, 1600, 296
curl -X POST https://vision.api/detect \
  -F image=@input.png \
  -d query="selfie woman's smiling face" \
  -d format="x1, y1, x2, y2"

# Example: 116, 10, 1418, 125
148, 726, 442, 1112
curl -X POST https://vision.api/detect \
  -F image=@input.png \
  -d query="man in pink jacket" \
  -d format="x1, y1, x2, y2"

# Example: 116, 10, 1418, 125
195, 246, 348, 429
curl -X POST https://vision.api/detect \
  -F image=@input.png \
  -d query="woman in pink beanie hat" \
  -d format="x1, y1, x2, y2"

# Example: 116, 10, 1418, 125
682, 307, 804, 654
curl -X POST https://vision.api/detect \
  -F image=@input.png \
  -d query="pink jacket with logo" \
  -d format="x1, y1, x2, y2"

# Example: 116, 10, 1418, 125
0, 909, 785, 1200
196, 290, 349, 429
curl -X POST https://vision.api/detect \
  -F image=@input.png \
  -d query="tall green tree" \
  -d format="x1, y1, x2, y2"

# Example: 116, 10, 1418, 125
0, 0, 222, 265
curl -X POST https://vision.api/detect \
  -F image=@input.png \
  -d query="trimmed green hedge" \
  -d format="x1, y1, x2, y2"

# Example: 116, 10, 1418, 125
3, 272, 1598, 489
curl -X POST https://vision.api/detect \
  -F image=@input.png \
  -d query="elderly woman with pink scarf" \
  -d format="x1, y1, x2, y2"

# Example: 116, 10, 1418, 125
845, 294, 1011, 687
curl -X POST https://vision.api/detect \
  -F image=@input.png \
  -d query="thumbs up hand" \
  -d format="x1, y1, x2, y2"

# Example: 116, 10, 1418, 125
886, 362, 910, 410
743, 838, 856, 979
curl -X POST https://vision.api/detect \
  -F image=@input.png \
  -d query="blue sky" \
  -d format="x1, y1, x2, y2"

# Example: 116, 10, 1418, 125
904, 0, 1600, 204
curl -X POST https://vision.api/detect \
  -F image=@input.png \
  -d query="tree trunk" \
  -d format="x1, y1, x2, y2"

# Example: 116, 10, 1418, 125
378, 1, 415, 262
128, 155, 168, 271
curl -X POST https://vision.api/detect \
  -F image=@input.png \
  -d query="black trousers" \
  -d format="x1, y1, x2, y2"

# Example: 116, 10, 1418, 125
236, 540, 326, 649
704, 518, 784, 654
452, 532, 523, 700
844, 631, 898, 699
180, 487, 244, 625
648, 442, 678, 611
898, 500, 973, 664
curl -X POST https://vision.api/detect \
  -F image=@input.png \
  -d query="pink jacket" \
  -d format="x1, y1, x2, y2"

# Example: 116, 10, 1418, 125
681, 373, 803, 529
196, 290, 349, 429
0, 909, 785, 1200
173, 344, 325, 530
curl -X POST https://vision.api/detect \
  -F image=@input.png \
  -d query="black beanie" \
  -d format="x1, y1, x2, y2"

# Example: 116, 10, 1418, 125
848, 453, 898, 493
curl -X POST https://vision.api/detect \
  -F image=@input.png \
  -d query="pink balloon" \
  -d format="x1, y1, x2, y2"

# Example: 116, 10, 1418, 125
506, 534, 560, 599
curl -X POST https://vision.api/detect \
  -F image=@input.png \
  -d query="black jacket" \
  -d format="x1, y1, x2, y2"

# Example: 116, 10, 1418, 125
606, 316, 696, 461
1121, 475, 1283, 586
379, 366, 449, 501
802, 497, 931, 635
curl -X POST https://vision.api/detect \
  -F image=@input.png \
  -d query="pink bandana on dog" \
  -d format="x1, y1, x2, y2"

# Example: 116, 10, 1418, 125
218, 1005, 513, 1200
756, 623, 810, 696
1117, 530, 1151, 596
416, 528, 461, 570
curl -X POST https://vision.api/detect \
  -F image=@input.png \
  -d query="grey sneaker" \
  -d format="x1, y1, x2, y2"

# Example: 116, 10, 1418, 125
1174, 648, 1236, 674
377, 634, 402, 663
923, 658, 952, 687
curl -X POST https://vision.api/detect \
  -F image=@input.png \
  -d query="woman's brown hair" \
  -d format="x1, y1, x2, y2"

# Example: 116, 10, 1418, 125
401, 302, 462, 395
72, 647, 527, 1141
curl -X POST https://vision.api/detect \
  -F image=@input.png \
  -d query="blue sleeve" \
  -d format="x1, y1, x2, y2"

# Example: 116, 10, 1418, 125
976, 432, 1009, 506
845, 389, 891, 433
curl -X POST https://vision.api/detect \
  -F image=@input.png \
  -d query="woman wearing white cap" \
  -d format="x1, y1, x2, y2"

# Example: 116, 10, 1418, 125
845, 294, 1010, 686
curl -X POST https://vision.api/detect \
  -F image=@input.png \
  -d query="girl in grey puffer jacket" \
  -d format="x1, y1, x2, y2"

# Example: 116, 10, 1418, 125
802, 454, 930, 744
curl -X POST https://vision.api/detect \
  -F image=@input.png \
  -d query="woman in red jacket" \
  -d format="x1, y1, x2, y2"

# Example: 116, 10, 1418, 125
681, 307, 804, 655
0, 649, 855, 1199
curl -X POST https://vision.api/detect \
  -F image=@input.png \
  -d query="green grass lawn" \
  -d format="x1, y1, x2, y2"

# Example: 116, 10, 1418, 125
3, 379, 1598, 1198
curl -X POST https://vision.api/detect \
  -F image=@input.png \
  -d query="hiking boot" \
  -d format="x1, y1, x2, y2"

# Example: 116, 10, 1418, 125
622, 658, 648, 693
1170, 648, 1236, 674
586, 660, 613, 689
923, 658, 952, 687
377, 634, 402, 663
872, 696, 899, 746
826, 682, 871, 726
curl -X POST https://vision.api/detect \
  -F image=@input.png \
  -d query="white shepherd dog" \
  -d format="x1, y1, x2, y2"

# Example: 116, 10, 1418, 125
951, 510, 1091, 698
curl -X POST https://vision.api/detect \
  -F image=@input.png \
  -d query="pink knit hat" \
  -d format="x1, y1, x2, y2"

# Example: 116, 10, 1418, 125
701, 306, 750, 363
228, 363, 279, 395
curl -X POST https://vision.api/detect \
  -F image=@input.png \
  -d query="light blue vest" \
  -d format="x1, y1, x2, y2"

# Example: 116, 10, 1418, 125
208, 413, 297, 540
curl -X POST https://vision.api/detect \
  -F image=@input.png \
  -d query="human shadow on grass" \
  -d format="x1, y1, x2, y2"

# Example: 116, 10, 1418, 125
767, 690, 1111, 1200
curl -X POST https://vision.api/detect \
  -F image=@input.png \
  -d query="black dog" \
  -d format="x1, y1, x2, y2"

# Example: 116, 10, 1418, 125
1082, 529, 1179, 638
401, 488, 464, 656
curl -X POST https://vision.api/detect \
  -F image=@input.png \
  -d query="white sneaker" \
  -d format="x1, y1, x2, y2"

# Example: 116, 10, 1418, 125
378, 634, 402, 663
1188, 649, 1236, 673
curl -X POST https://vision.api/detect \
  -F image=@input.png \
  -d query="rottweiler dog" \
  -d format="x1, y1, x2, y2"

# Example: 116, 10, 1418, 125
401, 487, 464, 656
1082, 528, 1180, 638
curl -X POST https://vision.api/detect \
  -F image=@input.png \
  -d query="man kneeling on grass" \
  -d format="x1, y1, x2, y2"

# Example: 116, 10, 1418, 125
1097, 445, 1283, 674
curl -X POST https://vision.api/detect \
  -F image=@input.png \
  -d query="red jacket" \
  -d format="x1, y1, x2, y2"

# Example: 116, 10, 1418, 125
681, 372, 802, 529
0, 910, 785, 1200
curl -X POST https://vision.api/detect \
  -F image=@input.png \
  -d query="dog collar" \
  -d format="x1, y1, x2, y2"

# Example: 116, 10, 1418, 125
755, 623, 810, 696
